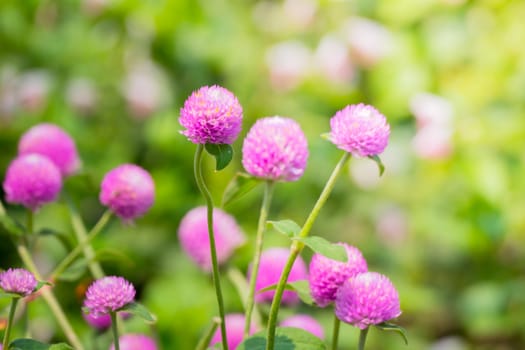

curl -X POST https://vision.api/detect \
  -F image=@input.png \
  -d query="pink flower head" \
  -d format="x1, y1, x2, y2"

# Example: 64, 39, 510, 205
99, 164, 155, 221
242, 116, 309, 181
309, 243, 368, 307
18, 123, 81, 176
3, 154, 62, 211
335, 272, 401, 329
0, 268, 38, 297
179, 85, 243, 144
110, 334, 158, 350
178, 206, 245, 272
280, 314, 325, 339
83, 276, 135, 316
210, 313, 257, 350
329, 103, 390, 157
250, 247, 308, 305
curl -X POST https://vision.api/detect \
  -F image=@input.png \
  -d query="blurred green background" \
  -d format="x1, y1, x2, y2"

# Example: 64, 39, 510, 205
1, 0, 525, 349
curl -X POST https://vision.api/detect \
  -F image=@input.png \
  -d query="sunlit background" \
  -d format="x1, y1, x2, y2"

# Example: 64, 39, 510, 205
1, 0, 525, 349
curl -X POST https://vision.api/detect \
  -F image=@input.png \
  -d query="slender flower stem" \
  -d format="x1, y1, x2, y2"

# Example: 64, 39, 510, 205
265, 152, 351, 350
358, 327, 369, 350
17, 244, 84, 350
331, 314, 341, 350
2, 297, 19, 349
195, 317, 220, 350
244, 180, 275, 337
51, 210, 113, 280
194, 144, 229, 350
110, 312, 120, 350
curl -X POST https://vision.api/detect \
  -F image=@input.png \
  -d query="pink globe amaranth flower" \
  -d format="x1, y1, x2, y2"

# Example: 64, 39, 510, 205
83, 312, 112, 330
83, 276, 135, 316
178, 206, 245, 272
210, 313, 257, 350
242, 116, 309, 181
280, 314, 325, 339
110, 334, 158, 350
329, 103, 390, 157
249, 247, 308, 305
335, 272, 401, 329
309, 243, 368, 307
179, 85, 243, 144
3, 154, 62, 211
99, 164, 155, 221
18, 123, 81, 176
0, 268, 38, 297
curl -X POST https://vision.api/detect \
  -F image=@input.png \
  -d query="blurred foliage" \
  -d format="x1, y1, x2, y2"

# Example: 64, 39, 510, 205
1, 0, 525, 349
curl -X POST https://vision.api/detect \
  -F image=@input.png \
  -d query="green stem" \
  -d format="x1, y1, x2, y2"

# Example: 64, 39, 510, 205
110, 312, 120, 350
195, 317, 220, 350
244, 180, 275, 337
194, 144, 229, 350
25, 209, 34, 248
358, 327, 369, 350
331, 314, 340, 350
51, 210, 112, 280
2, 297, 19, 349
17, 244, 84, 350
265, 152, 351, 350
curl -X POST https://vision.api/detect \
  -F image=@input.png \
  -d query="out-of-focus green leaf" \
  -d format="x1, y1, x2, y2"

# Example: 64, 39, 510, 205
375, 322, 408, 345
56, 259, 87, 282
237, 327, 326, 349
9, 338, 73, 350
268, 220, 301, 238
120, 302, 156, 323
38, 228, 73, 251
293, 236, 347, 262
368, 155, 385, 176
0, 214, 25, 237
205, 143, 233, 171
256, 280, 314, 306
221, 172, 262, 207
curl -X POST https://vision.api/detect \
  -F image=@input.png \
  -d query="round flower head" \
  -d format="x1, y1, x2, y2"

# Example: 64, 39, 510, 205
280, 314, 325, 339
210, 313, 257, 350
178, 206, 245, 272
110, 334, 158, 350
249, 247, 308, 305
83, 276, 135, 316
99, 164, 155, 221
329, 103, 390, 157
3, 154, 62, 211
179, 85, 243, 144
83, 312, 112, 331
335, 272, 401, 329
18, 123, 81, 176
242, 116, 309, 181
309, 243, 368, 307
0, 268, 38, 297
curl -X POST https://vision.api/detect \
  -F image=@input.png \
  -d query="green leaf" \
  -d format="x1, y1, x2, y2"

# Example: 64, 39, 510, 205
256, 280, 314, 306
268, 220, 301, 238
34, 281, 52, 293
237, 327, 326, 350
38, 228, 73, 251
375, 322, 408, 345
368, 155, 385, 176
205, 143, 233, 171
0, 214, 25, 237
56, 259, 88, 282
221, 172, 262, 207
9, 338, 74, 350
293, 236, 347, 262
119, 302, 156, 323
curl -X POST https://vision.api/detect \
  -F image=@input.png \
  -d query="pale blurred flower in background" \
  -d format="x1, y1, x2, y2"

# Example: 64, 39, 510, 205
266, 41, 312, 91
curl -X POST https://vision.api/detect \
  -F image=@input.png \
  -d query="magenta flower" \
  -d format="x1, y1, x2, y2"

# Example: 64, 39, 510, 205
18, 123, 81, 176
83, 312, 112, 330
335, 272, 401, 329
99, 164, 155, 221
242, 116, 309, 181
0, 268, 38, 297
210, 313, 257, 350
179, 85, 243, 144
309, 243, 368, 307
110, 334, 158, 350
249, 247, 308, 305
3, 154, 62, 211
280, 314, 325, 339
329, 103, 390, 157
83, 276, 135, 316
178, 206, 245, 272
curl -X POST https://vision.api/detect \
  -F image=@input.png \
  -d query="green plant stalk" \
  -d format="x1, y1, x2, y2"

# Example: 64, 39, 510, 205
17, 244, 84, 350
244, 180, 275, 337
358, 327, 369, 350
194, 144, 229, 350
265, 152, 351, 350
51, 210, 112, 280
195, 317, 220, 350
331, 314, 341, 350
111, 312, 120, 350
2, 297, 19, 349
